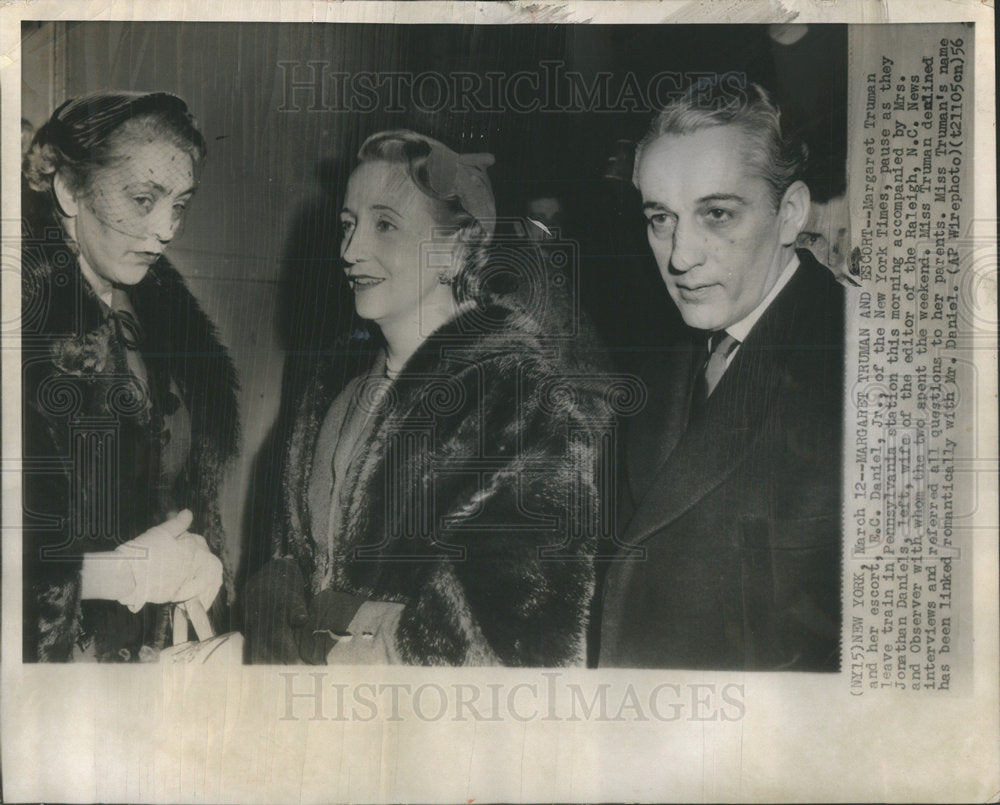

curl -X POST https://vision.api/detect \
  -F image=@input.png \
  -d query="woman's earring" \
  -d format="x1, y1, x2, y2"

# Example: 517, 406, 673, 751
439, 242, 465, 285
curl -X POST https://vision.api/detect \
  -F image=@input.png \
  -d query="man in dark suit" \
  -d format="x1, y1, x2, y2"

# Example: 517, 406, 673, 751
597, 83, 844, 671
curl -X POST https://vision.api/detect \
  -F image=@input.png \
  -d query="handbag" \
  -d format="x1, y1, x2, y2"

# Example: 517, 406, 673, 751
156, 599, 244, 664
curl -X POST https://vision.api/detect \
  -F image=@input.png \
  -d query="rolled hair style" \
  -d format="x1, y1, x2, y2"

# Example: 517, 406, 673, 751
23, 91, 206, 196
356, 129, 495, 304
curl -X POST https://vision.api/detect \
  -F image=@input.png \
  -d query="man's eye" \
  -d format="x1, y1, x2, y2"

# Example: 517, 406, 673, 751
340, 219, 355, 234
173, 201, 189, 214
133, 196, 153, 211
705, 208, 733, 224
646, 213, 674, 232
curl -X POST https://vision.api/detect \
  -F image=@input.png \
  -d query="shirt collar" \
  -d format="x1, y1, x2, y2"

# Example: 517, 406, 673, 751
725, 253, 800, 344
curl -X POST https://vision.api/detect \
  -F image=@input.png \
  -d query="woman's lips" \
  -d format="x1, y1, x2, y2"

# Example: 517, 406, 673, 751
349, 275, 385, 290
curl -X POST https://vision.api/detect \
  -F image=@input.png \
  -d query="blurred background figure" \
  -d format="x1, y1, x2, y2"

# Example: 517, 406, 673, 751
797, 194, 858, 286
522, 188, 569, 243
21, 117, 35, 156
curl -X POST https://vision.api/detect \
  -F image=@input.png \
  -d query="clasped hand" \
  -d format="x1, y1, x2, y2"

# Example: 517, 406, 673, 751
112, 509, 223, 613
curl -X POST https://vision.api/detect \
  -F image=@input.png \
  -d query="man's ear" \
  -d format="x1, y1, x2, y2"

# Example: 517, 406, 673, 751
53, 172, 79, 218
778, 180, 811, 246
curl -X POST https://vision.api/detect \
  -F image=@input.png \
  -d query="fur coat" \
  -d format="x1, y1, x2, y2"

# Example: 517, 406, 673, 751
275, 302, 611, 666
21, 198, 240, 662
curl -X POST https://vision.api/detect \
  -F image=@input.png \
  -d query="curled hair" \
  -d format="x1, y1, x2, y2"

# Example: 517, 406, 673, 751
23, 91, 206, 195
634, 77, 808, 207
357, 130, 493, 303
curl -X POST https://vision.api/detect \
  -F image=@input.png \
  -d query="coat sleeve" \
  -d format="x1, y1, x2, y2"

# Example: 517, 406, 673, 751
392, 350, 606, 667
22, 403, 78, 660
21, 360, 162, 661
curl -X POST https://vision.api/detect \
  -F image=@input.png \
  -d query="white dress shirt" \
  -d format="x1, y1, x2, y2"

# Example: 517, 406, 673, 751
716, 253, 800, 370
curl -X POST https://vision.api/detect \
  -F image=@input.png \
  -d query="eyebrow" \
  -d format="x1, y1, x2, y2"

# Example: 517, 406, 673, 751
642, 193, 749, 212
642, 201, 671, 213
696, 193, 747, 206
340, 203, 401, 217
126, 181, 196, 197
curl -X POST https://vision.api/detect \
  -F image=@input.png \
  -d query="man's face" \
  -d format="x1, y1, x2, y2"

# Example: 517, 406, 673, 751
636, 125, 802, 332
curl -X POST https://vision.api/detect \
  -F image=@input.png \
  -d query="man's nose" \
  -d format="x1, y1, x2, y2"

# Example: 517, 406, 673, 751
669, 220, 705, 273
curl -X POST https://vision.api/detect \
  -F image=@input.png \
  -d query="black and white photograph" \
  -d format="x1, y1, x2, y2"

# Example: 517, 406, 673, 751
2, 2, 996, 802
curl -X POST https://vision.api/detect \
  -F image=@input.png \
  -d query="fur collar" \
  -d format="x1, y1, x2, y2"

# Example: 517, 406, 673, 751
277, 298, 604, 665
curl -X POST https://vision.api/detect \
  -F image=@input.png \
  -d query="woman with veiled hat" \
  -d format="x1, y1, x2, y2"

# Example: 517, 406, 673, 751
245, 130, 608, 666
21, 92, 238, 662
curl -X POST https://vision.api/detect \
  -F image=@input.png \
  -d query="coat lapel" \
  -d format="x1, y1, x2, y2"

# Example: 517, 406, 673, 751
624, 345, 695, 504
623, 354, 770, 547
620, 259, 819, 549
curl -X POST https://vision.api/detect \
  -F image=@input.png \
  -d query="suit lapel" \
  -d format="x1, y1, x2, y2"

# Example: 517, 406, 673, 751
623, 351, 770, 547
624, 345, 695, 504
620, 260, 821, 548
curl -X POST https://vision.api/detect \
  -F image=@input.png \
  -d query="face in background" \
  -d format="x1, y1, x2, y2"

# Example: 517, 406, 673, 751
524, 195, 565, 241
797, 194, 849, 278
340, 160, 459, 330
636, 124, 808, 332
56, 134, 197, 288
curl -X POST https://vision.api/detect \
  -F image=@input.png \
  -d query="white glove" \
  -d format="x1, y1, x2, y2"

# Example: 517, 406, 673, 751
81, 510, 223, 613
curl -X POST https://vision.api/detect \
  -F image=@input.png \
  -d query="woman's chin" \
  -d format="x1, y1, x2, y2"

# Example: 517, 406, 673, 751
353, 296, 390, 324
110, 263, 154, 286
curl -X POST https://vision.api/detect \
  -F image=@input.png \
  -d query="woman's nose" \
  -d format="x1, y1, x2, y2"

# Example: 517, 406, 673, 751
150, 206, 180, 244
341, 225, 368, 265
